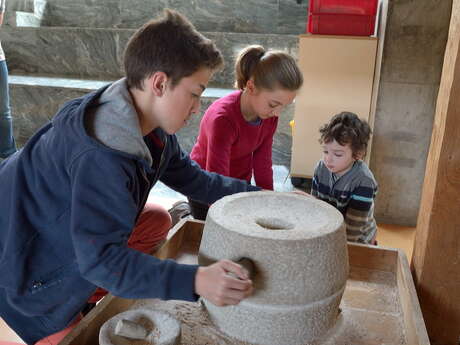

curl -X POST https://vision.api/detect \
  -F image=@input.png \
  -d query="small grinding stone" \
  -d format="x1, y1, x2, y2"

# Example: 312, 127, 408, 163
115, 319, 149, 340
100, 309, 181, 345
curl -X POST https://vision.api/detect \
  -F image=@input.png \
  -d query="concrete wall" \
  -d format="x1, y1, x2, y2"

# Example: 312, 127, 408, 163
371, 0, 452, 225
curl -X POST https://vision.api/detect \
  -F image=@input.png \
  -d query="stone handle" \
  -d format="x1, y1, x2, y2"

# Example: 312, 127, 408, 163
198, 255, 256, 279
233, 257, 256, 280
114, 319, 149, 340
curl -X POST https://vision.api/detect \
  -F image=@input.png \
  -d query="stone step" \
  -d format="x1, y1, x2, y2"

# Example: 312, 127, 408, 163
36, 0, 308, 35
5, 11, 41, 27
3, 0, 41, 26
2, 27, 299, 89
6, 0, 34, 13
10, 74, 294, 166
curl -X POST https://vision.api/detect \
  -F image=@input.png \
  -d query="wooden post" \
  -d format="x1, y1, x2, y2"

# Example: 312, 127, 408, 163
411, 1, 460, 344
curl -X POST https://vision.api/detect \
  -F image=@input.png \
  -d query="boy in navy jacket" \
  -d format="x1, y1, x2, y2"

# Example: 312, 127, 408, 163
0, 10, 256, 344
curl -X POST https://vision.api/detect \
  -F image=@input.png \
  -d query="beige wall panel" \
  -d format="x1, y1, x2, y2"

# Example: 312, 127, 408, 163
291, 35, 377, 177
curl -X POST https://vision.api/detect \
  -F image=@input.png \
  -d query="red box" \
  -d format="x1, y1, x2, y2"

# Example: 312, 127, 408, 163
309, 0, 378, 16
307, 13, 376, 36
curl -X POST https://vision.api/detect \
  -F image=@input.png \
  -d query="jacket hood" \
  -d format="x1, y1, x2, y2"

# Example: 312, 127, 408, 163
83, 78, 153, 166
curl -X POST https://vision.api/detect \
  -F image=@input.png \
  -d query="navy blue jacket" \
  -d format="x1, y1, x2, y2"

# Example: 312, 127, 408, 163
0, 85, 259, 334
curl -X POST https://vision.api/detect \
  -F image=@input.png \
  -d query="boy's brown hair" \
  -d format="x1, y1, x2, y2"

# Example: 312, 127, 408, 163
319, 111, 372, 158
234, 45, 303, 91
124, 9, 223, 90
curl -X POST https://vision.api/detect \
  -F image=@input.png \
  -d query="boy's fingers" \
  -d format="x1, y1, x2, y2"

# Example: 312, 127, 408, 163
219, 259, 249, 280
196, 261, 254, 306
223, 274, 252, 292
212, 282, 254, 306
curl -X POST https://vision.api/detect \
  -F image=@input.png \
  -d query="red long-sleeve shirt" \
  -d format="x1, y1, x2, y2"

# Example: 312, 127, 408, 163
190, 90, 277, 190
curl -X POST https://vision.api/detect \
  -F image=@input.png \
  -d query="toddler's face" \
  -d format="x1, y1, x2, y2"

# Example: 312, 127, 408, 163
322, 140, 356, 176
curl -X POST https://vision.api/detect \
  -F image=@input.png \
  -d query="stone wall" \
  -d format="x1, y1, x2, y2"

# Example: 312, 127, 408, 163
38, 0, 309, 34
370, 0, 452, 225
10, 81, 295, 166
2, 27, 299, 87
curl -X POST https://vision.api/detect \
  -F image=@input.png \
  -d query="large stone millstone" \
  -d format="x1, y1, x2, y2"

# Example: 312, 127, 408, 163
198, 191, 348, 345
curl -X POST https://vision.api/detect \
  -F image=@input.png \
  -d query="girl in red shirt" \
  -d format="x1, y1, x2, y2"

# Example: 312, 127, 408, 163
189, 45, 303, 219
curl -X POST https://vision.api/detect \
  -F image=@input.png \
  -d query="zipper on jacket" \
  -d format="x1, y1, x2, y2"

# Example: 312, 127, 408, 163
152, 136, 167, 185
138, 136, 168, 213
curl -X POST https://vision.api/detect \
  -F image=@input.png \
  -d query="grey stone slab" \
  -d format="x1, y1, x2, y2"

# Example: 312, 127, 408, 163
4, 0, 44, 27
5, 0, 34, 12
371, 81, 439, 226
277, 0, 309, 35
9, 11, 41, 27
10, 83, 86, 148
3, 27, 299, 89
10, 75, 111, 89
275, 102, 295, 165
9, 75, 280, 161
33, 0, 47, 18
40, 0, 122, 28
9, 76, 290, 165
27, 0, 307, 34
380, 0, 451, 85
10, 74, 294, 166
168, 0, 278, 34
2, 27, 125, 79
118, 0, 168, 29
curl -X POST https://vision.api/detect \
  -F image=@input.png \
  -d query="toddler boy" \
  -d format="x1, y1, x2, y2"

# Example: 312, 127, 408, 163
311, 111, 378, 244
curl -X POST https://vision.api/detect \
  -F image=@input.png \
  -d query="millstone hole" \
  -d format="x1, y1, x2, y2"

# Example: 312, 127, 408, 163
255, 217, 294, 230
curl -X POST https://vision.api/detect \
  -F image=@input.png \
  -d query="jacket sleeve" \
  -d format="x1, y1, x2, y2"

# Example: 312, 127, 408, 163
69, 150, 199, 301
160, 135, 261, 204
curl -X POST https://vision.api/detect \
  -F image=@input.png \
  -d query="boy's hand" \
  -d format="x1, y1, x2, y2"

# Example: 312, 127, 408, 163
195, 259, 253, 306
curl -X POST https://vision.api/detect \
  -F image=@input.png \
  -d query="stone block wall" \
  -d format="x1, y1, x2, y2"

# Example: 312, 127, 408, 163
38, 0, 309, 34
2, 28, 299, 87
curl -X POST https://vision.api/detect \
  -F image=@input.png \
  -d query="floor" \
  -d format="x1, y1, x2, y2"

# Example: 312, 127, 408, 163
0, 166, 417, 344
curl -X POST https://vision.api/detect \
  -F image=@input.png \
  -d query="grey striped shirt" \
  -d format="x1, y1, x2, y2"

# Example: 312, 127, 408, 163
311, 160, 378, 243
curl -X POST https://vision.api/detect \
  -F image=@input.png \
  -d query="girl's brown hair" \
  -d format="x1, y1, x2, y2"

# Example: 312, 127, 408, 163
234, 45, 303, 91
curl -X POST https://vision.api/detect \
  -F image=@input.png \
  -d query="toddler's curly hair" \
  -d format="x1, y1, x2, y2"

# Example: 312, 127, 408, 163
319, 112, 372, 158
